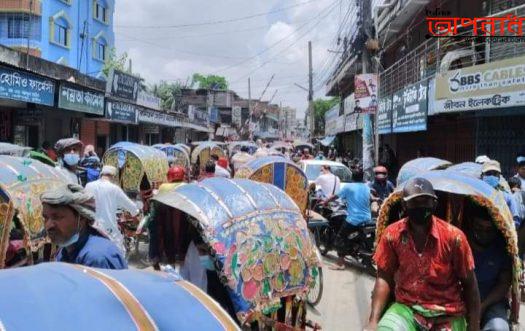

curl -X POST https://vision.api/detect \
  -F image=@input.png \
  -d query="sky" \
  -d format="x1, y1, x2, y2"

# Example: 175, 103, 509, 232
114, 0, 358, 119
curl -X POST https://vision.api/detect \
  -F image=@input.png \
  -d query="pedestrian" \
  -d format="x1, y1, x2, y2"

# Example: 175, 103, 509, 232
40, 141, 57, 162
199, 160, 216, 181
481, 160, 521, 227
323, 171, 372, 270
41, 183, 127, 269
211, 154, 231, 178
464, 206, 512, 331
85, 165, 140, 254
54, 138, 84, 185
365, 177, 480, 330
301, 148, 313, 160
314, 165, 340, 198
514, 155, 525, 188
231, 146, 255, 172
508, 177, 525, 221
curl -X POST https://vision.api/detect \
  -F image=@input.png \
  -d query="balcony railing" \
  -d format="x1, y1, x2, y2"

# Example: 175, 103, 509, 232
379, 13, 525, 97
0, 0, 42, 15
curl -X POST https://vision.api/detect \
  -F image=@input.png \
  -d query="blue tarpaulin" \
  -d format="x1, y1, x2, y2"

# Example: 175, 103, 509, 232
319, 135, 336, 146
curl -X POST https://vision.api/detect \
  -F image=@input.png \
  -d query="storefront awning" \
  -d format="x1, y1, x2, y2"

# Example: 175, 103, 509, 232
319, 135, 336, 146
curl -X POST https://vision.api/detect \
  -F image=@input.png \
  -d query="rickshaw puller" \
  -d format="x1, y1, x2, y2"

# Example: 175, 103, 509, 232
41, 183, 127, 270
366, 177, 480, 331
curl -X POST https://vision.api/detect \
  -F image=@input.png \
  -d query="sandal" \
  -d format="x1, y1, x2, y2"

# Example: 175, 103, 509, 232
329, 264, 346, 270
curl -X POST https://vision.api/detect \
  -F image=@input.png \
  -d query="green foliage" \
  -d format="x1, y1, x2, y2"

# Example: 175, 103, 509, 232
313, 97, 340, 135
191, 73, 228, 90
151, 81, 184, 111
102, 48, 128, 78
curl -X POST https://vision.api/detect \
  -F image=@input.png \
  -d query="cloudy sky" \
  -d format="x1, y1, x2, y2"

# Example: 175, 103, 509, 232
114, 0, 358, 118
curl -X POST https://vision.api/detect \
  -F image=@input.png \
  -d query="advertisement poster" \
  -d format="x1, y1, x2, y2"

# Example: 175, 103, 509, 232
354, 74, 378, 113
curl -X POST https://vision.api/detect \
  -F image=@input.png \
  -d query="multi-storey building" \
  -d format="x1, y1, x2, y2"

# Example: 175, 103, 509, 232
0, 0, 115, 79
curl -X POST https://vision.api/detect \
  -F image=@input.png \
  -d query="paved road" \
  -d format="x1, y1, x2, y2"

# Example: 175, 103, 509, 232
308, 255, 375, 331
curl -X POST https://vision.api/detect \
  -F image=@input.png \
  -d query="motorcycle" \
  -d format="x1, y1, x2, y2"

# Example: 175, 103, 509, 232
307, 192, 376, 270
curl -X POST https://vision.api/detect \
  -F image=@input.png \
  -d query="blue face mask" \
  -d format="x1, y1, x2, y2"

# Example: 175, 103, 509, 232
63, 153, 80, 166
483, 175, 500, 188
199, 255, 214, 271
57, 216, 80, 248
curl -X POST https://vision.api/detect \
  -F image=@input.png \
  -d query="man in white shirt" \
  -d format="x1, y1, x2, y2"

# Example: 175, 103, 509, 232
211, 154, 231, 178
315, 165, 341, 198
231, 146, 255, 172
85, 165, 140, 253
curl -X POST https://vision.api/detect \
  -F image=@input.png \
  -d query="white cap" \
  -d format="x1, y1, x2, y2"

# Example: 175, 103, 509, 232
101, 165, 117, 176
475, 155, 490, 164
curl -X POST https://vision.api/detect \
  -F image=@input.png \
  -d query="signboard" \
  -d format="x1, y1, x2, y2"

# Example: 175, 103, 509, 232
344, 113, 358, 132
106, 101, 138, 124
435, 55, 525, 113
138, 108, 182, 127
335, 115, 345, 133
354, 74, 378, 113
377, 96, 392, 134
188, 105, 208, 126
343, 93, 356, 115
106, 69, 140, 101
209, 107, 220, 123
137, 90, 161, 110
232, 106, 242, 127
58, 83, 104, 115
143, 124, 160, 134
324, 105, 339, 135
392, 80, 428, 133
0, 65, 55, 106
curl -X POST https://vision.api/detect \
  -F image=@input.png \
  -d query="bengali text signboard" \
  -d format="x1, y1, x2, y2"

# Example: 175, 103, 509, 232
58, 83, 104, 115
0, 65, 54, 106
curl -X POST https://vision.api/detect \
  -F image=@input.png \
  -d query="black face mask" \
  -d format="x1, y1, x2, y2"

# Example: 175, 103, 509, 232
407, 207, 433, 225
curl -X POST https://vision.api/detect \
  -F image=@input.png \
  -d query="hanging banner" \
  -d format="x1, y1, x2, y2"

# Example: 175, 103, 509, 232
232, 106, 242, 127
435, 55, 525, 113
344, 112, 358, 132
324, 105, 339, 135
378, 96, 392, 134
58, 83, 104, 115
343, 93, 356, 115
354, 74, 378, 113
105, 101, 138, 124
106, 69, 140, 101
392, 80, 428, 133
0, 65, 55, 106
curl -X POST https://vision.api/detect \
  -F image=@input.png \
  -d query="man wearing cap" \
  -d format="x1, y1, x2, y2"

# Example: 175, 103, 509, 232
481, 160, 521, 228
514, 155, 525, 189
369, 166, 395, 202
41, 184, 127, 269
54, 138, 84, 185
211, 154, 231, 178
366, 177, 480, 331
85, 165, 140, 253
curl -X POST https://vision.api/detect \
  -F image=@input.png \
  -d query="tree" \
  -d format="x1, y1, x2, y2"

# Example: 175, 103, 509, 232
313, 97, 339, 135
151, 81, 186, 112
102, 48, 128, 78
191, 73, 228, 90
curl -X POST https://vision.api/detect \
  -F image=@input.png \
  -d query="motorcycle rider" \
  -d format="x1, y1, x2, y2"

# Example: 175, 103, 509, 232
369, 166, 395, 216
323, 171, 372, 270
315, 165, 340, 199
366, 177, 480, 331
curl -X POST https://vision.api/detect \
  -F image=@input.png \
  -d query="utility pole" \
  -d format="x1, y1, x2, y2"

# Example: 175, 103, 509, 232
248, 77, 252, 139
308, 41, 314, 139
26, 0, 33, 68
361, 0, 375, 181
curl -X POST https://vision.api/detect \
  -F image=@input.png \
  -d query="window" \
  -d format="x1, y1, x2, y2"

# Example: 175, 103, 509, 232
95, 2, 108, 23
8, 17, 29, 39
54, 21, 68, 46
96, 40, 106, 60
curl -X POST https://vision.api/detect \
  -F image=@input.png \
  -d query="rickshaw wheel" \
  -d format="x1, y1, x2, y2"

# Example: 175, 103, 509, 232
307, 267, 323, 306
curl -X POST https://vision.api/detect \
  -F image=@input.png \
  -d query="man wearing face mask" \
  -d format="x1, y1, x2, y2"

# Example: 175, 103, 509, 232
366, 177, 480, 331
41, 183, 127, 269
369, 166, 395, 202
54, 138, 84, 185
466, 207, 512, 331
481, 160, 521, 228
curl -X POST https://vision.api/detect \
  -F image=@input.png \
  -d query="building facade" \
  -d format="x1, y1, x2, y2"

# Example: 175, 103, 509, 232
0, 0, 115, 79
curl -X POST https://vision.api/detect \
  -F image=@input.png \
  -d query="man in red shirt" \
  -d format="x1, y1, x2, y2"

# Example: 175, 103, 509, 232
366, 177, 480, 331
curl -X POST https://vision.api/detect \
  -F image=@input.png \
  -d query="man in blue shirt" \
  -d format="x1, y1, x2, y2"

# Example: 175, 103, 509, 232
324, 171, 372, 269
465, 207, 512, 331
41, 183, 127, 269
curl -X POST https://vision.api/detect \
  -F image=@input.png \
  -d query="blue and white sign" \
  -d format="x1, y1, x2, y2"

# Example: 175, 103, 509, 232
209, 107, 220, 123
392, 80, 428, 133
106, 101, 138, 124
0, 66, 55, 106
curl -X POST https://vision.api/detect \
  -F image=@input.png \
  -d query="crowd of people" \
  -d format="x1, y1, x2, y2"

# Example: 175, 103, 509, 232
33, 136, 525, 330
